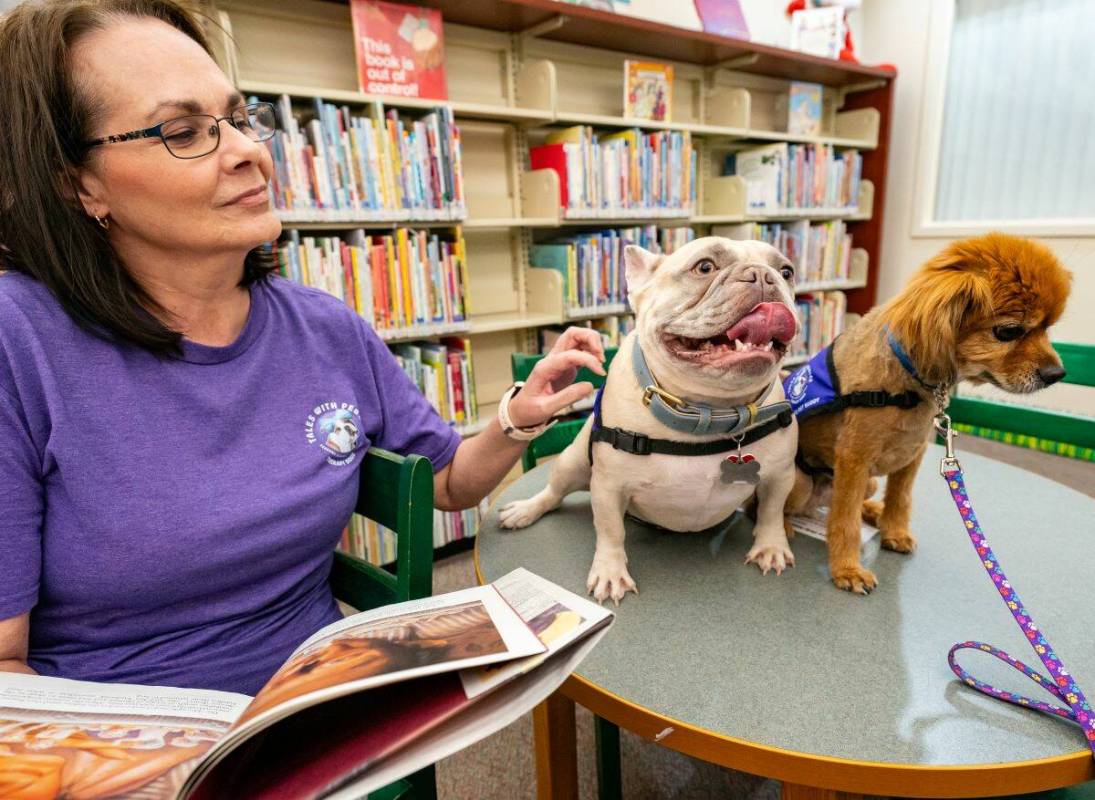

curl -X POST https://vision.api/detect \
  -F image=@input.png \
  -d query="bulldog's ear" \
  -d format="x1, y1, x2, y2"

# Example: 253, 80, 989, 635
624, 245, 664, 300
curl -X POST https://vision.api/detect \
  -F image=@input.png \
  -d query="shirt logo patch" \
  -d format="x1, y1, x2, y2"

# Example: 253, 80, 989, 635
305, 402, 363, 467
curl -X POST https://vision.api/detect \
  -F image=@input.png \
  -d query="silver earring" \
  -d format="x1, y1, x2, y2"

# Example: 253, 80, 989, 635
94, 215, 109, 230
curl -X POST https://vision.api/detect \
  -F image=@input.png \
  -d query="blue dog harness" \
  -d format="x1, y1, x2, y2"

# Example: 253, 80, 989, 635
782, 336, 924, 422
782, 334, 929, 477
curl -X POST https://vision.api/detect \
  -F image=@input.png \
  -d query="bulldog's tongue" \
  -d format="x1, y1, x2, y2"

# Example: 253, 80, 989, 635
724, 303, 796, 345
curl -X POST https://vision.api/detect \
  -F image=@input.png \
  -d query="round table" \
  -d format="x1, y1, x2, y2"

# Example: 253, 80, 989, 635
474, 445, 1095, 799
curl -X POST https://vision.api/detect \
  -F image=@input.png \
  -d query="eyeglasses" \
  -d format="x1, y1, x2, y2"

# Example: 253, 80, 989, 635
84, 101, 277, 160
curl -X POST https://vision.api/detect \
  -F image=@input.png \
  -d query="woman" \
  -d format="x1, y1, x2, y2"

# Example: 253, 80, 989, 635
0, 0, 603, 695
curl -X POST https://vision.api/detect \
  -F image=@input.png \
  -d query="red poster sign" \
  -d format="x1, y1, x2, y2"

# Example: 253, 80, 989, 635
350, 0, 448, 101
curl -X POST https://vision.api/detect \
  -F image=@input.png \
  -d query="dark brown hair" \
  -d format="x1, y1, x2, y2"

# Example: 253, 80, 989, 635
0, 0, 275, 355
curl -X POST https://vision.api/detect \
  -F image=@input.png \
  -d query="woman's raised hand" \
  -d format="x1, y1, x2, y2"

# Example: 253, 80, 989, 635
506, 327, 607, 429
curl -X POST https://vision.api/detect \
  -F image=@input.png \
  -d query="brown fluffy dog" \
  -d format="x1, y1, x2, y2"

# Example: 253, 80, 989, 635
787, 233, 1072, 594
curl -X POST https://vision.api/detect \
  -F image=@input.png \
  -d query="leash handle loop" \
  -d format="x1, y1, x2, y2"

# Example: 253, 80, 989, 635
941, 465, 1095, 757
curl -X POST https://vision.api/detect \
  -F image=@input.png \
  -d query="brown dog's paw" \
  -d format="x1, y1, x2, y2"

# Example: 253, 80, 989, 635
831, 564, 878, 595
881, 530, 917, 554
861, 499, 884, 527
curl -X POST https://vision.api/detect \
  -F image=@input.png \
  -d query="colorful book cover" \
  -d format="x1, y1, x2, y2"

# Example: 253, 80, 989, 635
624, 60, 673, 122
733, 143, 788, 212
789, 6, 845, 60
350, 0, 447, 100
788, 82, 823, 137
442, 337, 477, 420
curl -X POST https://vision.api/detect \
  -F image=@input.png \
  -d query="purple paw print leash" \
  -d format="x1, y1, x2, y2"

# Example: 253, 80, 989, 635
935, 413, 1095, 758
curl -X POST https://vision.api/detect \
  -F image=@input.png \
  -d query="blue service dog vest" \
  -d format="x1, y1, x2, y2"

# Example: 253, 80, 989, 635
783, 346, 840, 421
782, 339, 924, 423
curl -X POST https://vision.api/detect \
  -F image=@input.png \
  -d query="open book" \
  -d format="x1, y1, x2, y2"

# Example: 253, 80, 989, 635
0, 569, 612, 800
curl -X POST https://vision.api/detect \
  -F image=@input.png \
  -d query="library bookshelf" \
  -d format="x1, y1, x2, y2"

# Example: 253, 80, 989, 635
204, 0, 895, 557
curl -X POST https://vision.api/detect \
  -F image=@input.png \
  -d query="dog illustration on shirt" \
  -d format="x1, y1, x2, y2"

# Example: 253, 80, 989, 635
321, 410, 360, 455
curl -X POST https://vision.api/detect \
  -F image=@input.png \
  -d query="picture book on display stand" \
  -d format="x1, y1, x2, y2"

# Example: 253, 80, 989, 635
350, 0, 447, 101
0, 570, 612, 800
624, 60, 673, 122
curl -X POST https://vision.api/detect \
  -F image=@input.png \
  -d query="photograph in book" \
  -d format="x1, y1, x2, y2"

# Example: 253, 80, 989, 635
240, 599, 512, 724
461, 568, 613, 699
0, 714, 224, 800
0, 675, 249, 800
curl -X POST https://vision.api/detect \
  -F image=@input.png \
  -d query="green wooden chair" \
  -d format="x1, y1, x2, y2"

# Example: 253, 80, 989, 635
334, 446, 437, 800
948, 342, 1095, 462
512, 347, 624, 800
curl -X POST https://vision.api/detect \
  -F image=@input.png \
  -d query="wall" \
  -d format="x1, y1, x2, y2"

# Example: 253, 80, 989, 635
858, 0, 1093, 415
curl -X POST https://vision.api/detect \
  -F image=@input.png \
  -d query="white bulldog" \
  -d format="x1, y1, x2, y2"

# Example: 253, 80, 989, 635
500, 237, 802, 604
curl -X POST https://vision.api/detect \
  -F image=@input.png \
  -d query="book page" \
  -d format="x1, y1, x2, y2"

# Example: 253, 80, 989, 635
186, 673, 469, 800
189, 571, 611, 799
0, 673, 249, 800
788, 511, 879, 546
460, 568, 614, 699
176, 585, 545, 797
325, 625, 612, 800
232, 584, 543, 730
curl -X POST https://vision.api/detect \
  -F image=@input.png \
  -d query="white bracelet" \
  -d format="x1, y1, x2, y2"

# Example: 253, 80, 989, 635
497, 382, 557, 441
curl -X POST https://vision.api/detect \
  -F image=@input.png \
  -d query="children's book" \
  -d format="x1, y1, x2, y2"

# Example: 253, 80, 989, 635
0, 570, 612, 800
529, 244, 577, 308
350, 0, 447, 101
624, 60, 673, 122
732, 143, 788, 213
789, 6, 845, 60
787, 82, 823, 137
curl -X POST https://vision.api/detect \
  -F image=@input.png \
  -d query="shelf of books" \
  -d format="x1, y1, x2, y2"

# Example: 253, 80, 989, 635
210, 0, 894, 564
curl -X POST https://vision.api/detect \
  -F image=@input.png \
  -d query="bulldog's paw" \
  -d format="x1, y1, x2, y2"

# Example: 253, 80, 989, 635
745, 541, 795, 575
861, 499, 884, 527
881, 529, 917, 554
586, 556, 637, 606
498, 497, 548, 529
831, 563, 878, 595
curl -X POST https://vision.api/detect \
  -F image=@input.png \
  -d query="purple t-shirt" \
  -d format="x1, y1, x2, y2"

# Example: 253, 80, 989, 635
0, 272, 461, 695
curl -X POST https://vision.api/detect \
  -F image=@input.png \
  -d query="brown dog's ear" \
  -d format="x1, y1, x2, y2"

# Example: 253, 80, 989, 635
624, 245, 664, 311
882, 248, 993, 385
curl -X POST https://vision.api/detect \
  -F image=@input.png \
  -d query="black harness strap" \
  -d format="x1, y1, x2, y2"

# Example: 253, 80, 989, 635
829, 389, 922, 412
587, 386, 793, 462
797, 339, 924, 422
813, 339, 924, 417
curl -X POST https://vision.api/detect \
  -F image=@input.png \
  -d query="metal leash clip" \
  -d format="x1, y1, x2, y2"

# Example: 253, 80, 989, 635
934, 413, 961, 476
642, 384, 686, 410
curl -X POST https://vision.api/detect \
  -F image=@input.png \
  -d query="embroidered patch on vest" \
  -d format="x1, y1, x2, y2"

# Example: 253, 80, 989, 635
783, 347, 837, 420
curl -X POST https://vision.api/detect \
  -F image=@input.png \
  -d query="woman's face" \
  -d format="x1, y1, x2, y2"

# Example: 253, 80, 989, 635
73, 17, 281, 264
